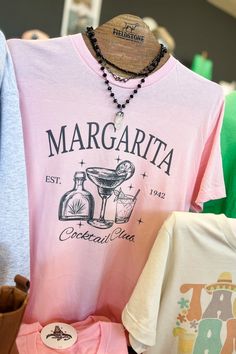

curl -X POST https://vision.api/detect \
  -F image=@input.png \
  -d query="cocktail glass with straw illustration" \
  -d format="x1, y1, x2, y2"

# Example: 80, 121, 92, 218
86, 161, 135, 229
115, 188, 140, 224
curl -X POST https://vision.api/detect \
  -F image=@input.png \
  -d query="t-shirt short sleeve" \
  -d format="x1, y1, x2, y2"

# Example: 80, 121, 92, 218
122, 215, 174, 353
191, 96, 226, 211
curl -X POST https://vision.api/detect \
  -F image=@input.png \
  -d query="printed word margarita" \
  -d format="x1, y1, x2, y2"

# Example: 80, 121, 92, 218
46, 122, 174, 176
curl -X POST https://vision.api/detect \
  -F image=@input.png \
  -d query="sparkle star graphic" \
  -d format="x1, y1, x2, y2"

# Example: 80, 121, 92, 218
79, 160, 85, 167
77, 221, 83, 228
128, 184, 134, 190
141, 172, 148, 178
115, 156, 121, 163
137, 218, 144, 224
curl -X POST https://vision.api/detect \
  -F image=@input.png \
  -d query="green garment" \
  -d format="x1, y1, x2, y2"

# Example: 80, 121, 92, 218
191, 54, 213, 80
203, 91, 236, 217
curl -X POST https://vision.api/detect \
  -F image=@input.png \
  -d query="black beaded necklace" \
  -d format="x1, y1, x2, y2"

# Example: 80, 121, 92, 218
86, 26, 167, 129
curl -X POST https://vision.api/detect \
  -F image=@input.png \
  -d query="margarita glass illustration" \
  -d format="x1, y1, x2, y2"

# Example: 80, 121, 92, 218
86, 160, 135, 229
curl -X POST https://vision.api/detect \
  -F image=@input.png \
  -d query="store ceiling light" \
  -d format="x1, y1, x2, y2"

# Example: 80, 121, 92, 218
207, 0, 236, 18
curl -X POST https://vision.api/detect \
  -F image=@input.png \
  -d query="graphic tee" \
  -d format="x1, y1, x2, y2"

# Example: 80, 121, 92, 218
16, 316, 128, 353
122, 212, 236, 354
8, 34, 225, 324
203, 91, 236, 217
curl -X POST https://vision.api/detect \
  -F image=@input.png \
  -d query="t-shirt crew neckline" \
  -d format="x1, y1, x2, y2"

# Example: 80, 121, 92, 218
69, 33, 177, 89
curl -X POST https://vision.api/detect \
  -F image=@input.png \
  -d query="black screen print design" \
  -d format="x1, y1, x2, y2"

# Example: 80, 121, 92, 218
59, 160, 140, 229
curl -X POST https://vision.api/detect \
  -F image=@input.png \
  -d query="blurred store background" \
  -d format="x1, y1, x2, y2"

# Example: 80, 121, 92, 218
0, 0, 235, 84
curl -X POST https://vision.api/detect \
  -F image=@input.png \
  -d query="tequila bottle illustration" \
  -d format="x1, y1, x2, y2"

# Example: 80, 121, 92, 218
59, 172, 94, 221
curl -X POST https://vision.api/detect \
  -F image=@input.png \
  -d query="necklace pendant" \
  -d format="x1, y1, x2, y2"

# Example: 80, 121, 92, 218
114, 111, 124, 130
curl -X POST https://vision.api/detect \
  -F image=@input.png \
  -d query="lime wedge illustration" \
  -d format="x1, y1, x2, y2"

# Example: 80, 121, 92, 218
116, 160, 135, 180
113, 187, 126, 201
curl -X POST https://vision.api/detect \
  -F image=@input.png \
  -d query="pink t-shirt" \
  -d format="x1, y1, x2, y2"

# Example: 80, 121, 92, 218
8, 34, 225, 324
16, 316, 128, 353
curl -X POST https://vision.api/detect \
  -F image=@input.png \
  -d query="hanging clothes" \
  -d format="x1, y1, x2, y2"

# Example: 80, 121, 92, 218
191, 52, 213, 80
16, 315, 128, 354
7, 33, 225, 324
122, 211, 236, 354
203, 91, 236, 217
0, 31, 29, 285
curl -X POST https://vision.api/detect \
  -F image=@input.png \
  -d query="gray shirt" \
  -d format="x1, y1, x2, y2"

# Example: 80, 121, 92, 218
0, 31, 29, 285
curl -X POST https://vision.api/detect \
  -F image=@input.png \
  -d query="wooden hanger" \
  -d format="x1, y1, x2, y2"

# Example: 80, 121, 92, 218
82, 14, 169, 75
